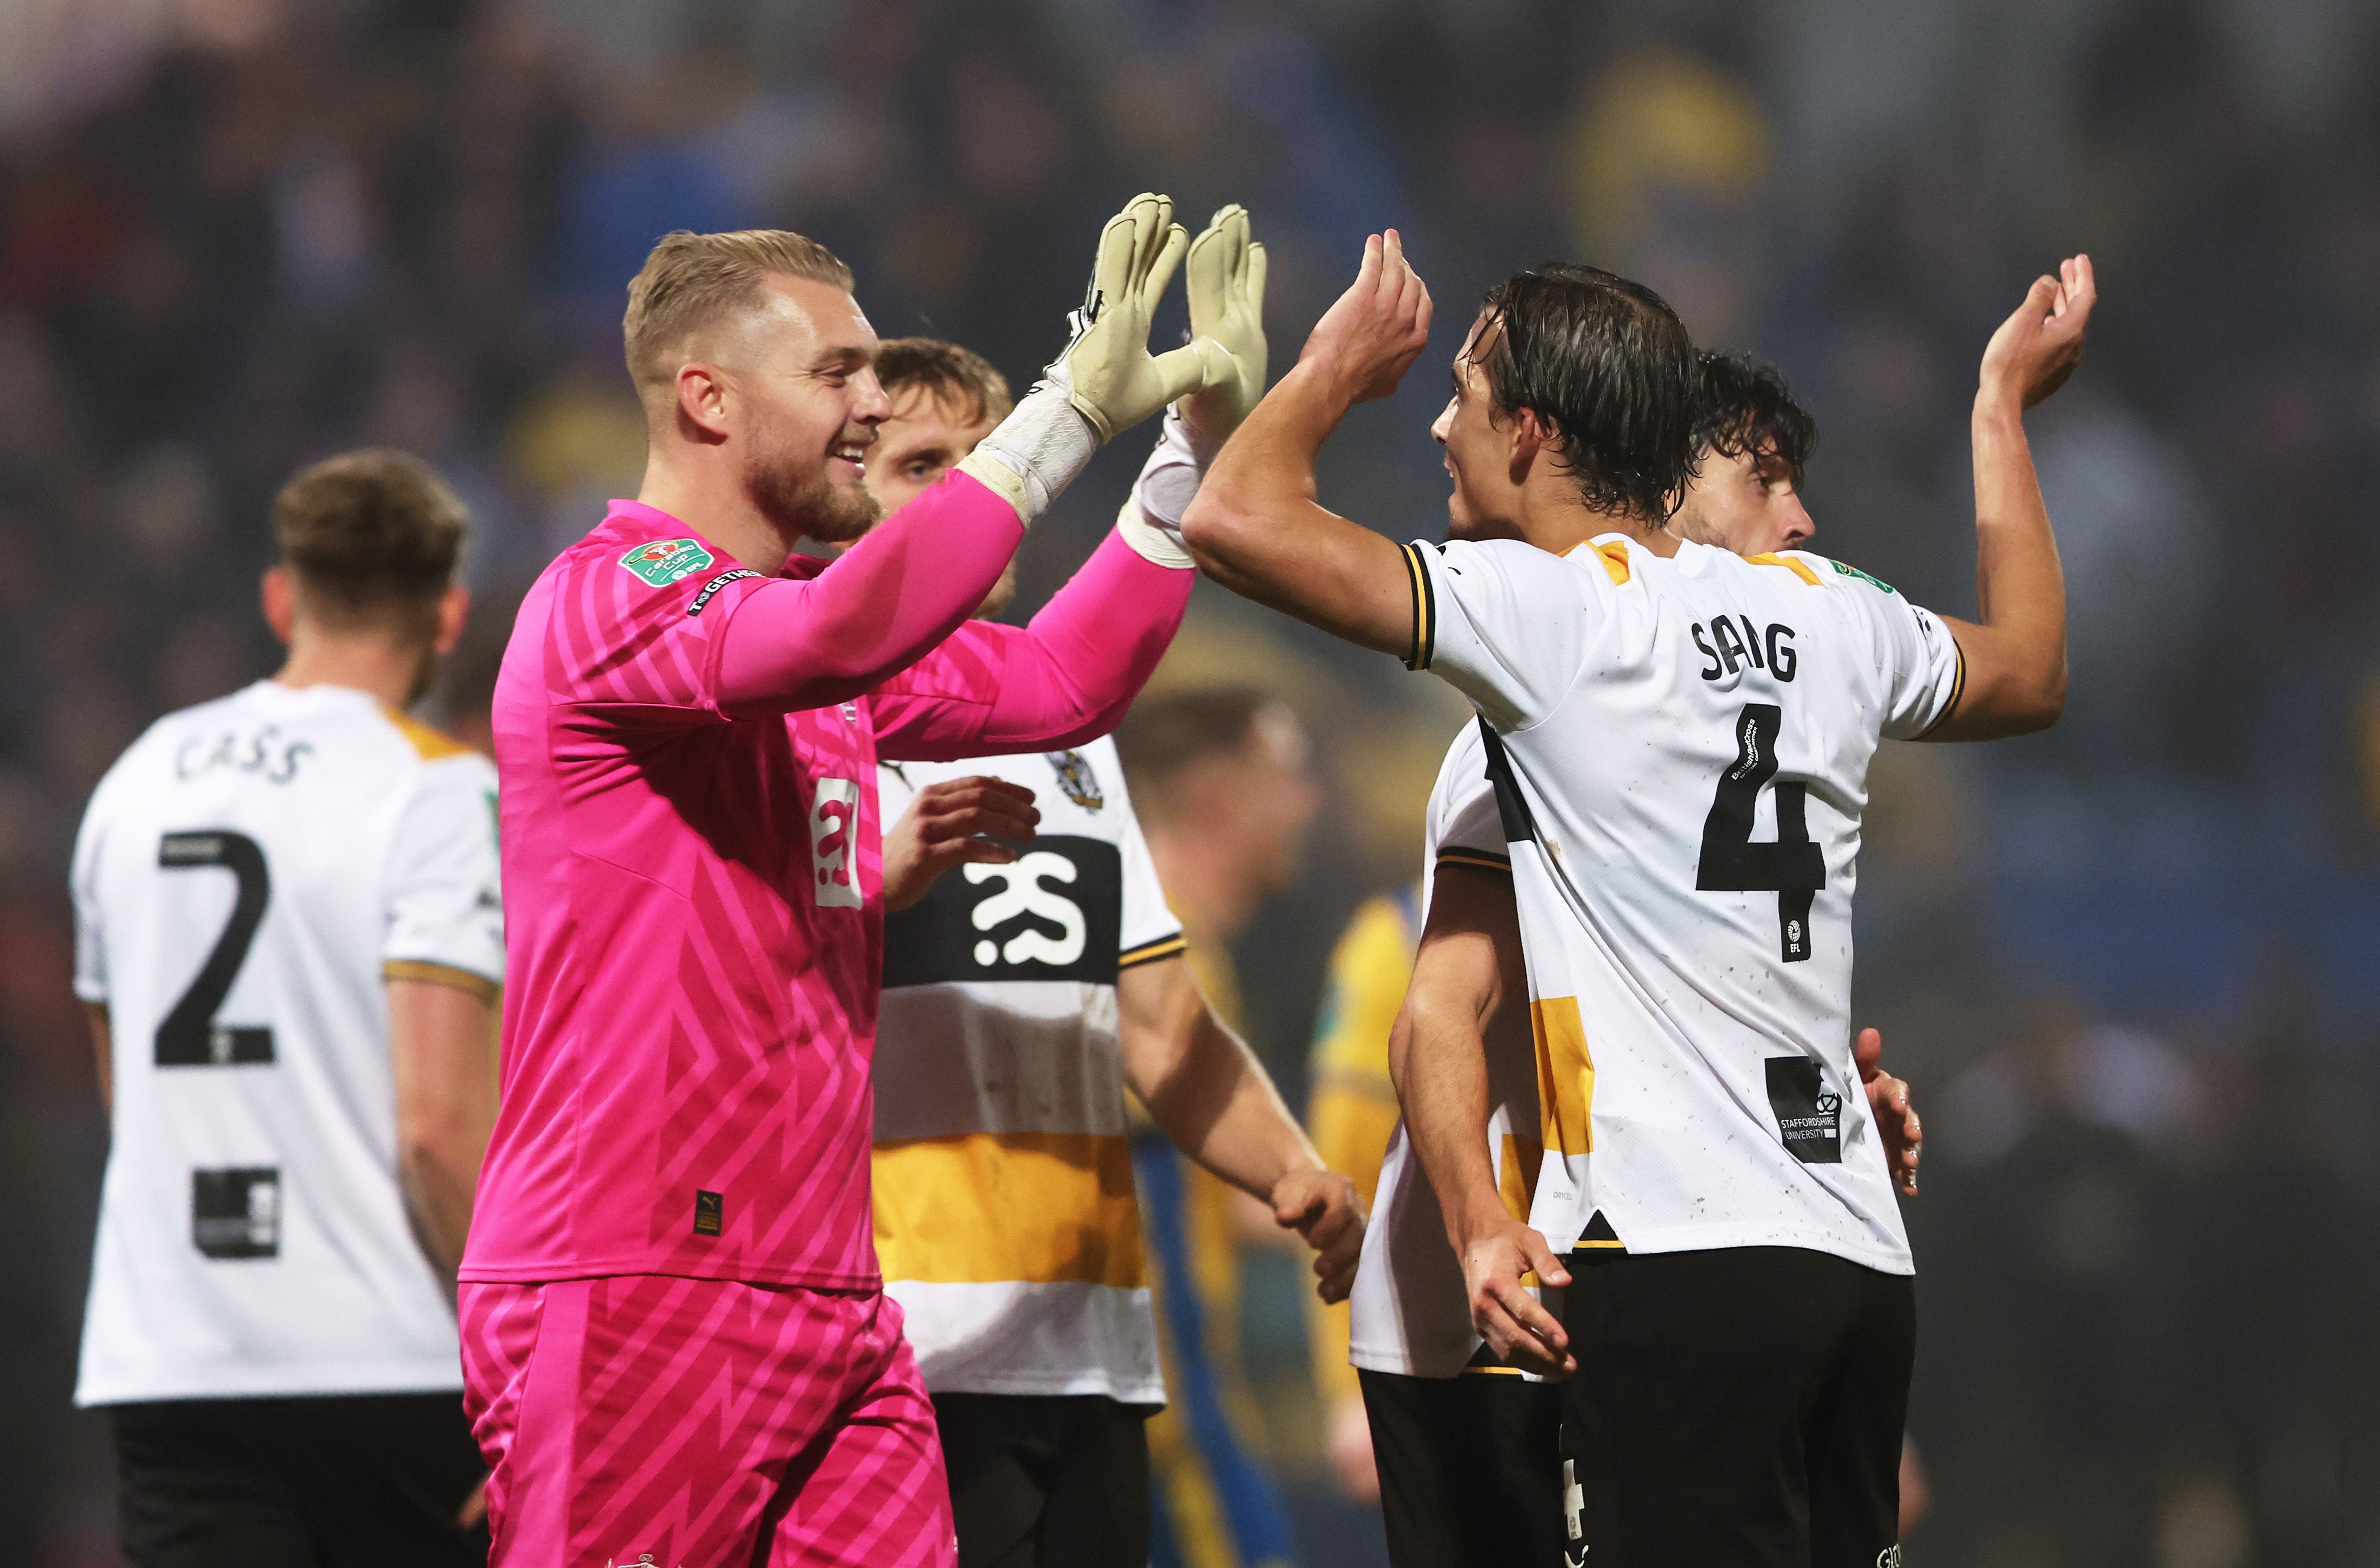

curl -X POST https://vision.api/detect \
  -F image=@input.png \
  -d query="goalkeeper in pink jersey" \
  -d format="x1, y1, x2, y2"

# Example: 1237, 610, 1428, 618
459, 196, 1242, 1567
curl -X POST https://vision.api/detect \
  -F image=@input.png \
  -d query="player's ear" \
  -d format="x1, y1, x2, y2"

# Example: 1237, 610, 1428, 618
675, 362, 733, 443
1508, 406, 1549, 484
261, 567, 297, 646
433, 584, 470, 657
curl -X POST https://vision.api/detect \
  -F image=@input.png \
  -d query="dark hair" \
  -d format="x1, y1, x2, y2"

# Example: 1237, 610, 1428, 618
271, 448, 465, 636
1694, 350, 1816, 489
876, 337, 1014, 424
1471, 263, 1700, 521
1116, 686, 1279, 790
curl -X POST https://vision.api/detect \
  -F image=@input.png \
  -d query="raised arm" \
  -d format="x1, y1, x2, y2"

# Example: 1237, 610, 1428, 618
1181, 231, 1435, 656
871, 205, 1272, 760
869, 528, 1191, 759
717, 470, 1029, 714
718, 193, 1214, 717
1393, 861, 1574, 1376
1924, 255, 2095, 740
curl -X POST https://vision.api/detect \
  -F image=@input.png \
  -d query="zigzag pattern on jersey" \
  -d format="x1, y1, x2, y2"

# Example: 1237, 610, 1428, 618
472, 520, 890, 1290
461, 1277, 952, 1565
554, 542, 725, 706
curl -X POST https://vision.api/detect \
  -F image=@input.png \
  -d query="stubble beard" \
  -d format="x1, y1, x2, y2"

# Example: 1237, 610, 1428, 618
747, 437, 883, 549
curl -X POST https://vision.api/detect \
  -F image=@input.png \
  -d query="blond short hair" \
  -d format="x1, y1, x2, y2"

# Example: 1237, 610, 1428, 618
622, 229, 855, 391
875, 338, 1015, 425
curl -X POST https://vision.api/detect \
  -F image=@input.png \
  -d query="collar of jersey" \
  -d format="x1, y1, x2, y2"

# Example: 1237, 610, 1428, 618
247, 677, 381, 715
602, 497, 705, 543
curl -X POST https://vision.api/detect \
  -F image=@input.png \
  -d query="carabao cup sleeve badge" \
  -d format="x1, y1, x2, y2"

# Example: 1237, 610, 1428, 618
618, 537, 717, 587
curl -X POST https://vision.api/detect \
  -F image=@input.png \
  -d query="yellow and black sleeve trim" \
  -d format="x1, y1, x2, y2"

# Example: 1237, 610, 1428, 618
1435, 846, 1512, 875
1910, 637, 1969, 741
383, 959, 502, 1004
1117, 932, 1190, 971
1399, 542, 1436, 672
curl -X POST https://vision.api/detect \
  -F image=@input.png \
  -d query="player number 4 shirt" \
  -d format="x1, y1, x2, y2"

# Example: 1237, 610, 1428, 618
1400, 534, 1962, 1273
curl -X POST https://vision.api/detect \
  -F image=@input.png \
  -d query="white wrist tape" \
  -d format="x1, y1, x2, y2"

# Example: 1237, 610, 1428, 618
954, 380, 1099, 527
1115, 408, 1203, 569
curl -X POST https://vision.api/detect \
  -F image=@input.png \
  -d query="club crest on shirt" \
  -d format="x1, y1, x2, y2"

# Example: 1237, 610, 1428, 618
1044, 749, 1103, 811
618, 537, 715, 587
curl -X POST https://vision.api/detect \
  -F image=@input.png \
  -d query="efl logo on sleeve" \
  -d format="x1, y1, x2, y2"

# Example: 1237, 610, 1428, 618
617, 538, 715, 587
810, 779, 863, 909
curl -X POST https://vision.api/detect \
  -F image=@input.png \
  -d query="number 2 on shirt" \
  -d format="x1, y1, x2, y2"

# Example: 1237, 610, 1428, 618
1695, 704, 1826, 962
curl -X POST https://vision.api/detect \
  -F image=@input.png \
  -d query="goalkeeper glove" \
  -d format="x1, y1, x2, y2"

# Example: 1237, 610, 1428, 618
1119, 203, 1269, 568
959, 193, 1214, 526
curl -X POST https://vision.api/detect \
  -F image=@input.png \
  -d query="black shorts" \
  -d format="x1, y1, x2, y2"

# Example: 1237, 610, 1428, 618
109, 1392, 485, 1568
1358, 1365, 1566, 1568
1559, 1244, 1914, 1568
932, 1391, 1154, 1568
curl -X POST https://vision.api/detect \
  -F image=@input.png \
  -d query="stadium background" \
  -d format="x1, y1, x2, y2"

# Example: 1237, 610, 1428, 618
3, 0, 2377, 1562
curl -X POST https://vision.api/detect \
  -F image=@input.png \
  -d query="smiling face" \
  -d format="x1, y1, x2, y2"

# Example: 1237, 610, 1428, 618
722, 274, 893, 546
1429, 311, 1525, 541
1670, 442, 1815, 556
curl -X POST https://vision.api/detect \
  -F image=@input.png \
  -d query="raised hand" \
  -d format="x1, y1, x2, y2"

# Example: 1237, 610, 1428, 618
1271, 1167, 1365, 1304
1049, 192, 1209, 442
1301, 229, 1434, 407
881, 777, 1039, 912
1979, 254, 2095, 411
1179, 203, 1269, 451
1854, 1026, 1922, 1197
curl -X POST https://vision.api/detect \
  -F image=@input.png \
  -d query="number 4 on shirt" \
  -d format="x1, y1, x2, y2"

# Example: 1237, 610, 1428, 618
1695, 705, 1825, 962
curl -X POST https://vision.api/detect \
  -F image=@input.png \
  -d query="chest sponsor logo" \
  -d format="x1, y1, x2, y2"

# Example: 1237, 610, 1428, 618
809, 778, 863, 909
618, 537, 715, 587
882, 835, 1123, 988
1044, 749, 1104, 811
192, 1166, 281, 1259
1765, 1057, 1843, 1165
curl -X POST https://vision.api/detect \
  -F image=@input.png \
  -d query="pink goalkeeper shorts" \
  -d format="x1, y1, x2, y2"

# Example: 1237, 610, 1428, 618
461, 1275, 955, 1567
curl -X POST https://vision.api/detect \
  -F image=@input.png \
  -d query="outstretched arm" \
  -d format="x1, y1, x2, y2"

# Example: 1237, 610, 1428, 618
1925, 255, 2095, 740
868, 528, 1193, 760
717, 193, 1212, 718
872, 204, 1275, 760
718, 470, 1026, 715
1392, 862, 1574, 1377
1182, 232, 1435, 656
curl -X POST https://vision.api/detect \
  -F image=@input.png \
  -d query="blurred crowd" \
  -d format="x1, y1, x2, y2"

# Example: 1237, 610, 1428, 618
3, 1, 2378, 1564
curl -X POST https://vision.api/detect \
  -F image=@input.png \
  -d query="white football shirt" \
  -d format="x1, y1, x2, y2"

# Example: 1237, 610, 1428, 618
872, 736, 1184, 1403
1399, 535, 1961, 1272
1348, 721, 1548, 1378
71, 680, 504, 1405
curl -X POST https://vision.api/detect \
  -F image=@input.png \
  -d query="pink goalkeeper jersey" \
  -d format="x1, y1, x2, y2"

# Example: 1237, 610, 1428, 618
464, 486, 1188, 1292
